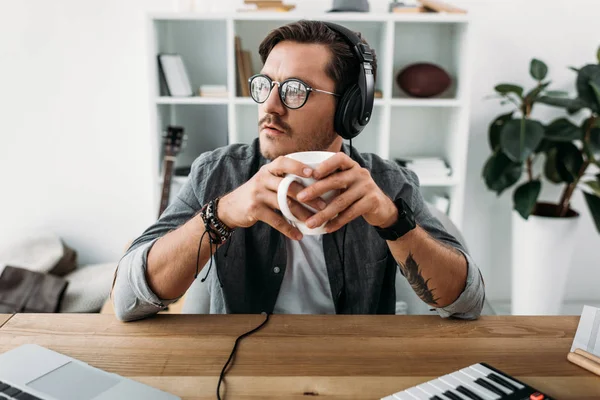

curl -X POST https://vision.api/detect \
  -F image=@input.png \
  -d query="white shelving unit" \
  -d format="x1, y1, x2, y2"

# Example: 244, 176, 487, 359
148, 12, 471, 227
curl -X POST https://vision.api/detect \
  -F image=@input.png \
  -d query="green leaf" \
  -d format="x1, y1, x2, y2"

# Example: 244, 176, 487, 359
569, 66, 580, 73
555, 143, 584, 183
584, 180, 600, 197
544, 90, 569, 97
583, 192, 600, 234
535, 138, 557, 154
530, 59, 548, 81
590, 80, 600, 108
576, 64, 600, 112
544, 118, 583, 141
495, 84, 524, 98
525, 81, 551, 103
544, 148, 563, 183
589, 126, 600, 161
482, 151, 523, 195
489, 112, 513, 151
500, 118, 545, 162
597, 45, 600, 64
537, 96, 587, 113
513, 180, 542, 219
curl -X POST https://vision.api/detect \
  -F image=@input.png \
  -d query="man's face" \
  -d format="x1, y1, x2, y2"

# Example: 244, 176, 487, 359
258, 41, 341, 160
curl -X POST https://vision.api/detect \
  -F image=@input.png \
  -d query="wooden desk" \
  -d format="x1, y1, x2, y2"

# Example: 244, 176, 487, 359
0, 314, 598, 399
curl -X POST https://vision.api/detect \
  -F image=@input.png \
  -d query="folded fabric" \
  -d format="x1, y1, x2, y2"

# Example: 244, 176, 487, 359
0, 266, 69, 313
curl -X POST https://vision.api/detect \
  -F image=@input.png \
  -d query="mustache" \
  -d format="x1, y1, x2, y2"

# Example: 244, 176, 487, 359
258, 115, 291, 133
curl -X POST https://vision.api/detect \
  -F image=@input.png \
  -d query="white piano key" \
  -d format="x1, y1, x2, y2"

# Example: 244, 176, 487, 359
381, 396, 396, 400
452, 371, 499, 399
470, 364, 524, 389
416, 383, 442, 396
392, 391, 418, 400
405, 387, 431, 400
428, 378, 470, 400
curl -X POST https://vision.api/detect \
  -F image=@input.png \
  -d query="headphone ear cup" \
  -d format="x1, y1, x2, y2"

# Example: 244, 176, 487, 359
334, 84, 363, 140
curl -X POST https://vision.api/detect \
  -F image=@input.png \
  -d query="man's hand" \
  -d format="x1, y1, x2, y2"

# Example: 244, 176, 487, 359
217, 157, 328, 240
296, 153, 398, 233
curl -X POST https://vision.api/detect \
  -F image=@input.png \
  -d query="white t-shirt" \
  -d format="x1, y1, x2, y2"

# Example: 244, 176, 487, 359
273, 235, 336, 314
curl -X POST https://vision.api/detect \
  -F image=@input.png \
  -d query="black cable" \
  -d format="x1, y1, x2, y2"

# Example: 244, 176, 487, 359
216, 312, 270, 400
195, 229, 209, 279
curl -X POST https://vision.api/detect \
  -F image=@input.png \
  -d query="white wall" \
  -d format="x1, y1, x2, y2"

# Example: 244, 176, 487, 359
0, 0, 172, 264
1, 0, 598, 303
452, 0, 600, 304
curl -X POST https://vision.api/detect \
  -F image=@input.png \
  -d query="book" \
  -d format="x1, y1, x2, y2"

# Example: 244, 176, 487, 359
199, 85, 228, 97
234, 37, 250, 97
158, 54, 193, 97
394, 157, 452, 178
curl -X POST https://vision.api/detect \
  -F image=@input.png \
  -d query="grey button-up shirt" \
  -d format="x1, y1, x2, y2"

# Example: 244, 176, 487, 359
112, 139, 485, 321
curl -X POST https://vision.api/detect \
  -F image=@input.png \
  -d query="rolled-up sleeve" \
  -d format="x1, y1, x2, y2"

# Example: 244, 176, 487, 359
434, 251, 485, 320
112, 239, 183, 322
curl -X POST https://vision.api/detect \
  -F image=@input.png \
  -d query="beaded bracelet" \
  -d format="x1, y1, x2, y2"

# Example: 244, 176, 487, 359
199, 197, 233, 245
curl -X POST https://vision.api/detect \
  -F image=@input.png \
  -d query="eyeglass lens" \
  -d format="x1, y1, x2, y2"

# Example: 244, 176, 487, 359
250, 76, 308, 109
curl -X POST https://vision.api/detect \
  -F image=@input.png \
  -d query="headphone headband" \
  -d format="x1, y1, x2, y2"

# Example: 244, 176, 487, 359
323, 21, 375, 138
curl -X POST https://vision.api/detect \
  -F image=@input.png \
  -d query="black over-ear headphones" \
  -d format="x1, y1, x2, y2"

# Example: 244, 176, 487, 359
323, 22, 375, 140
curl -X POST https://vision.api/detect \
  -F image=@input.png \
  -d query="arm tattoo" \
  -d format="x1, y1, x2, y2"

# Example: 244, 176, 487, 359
399, 252, 439, 305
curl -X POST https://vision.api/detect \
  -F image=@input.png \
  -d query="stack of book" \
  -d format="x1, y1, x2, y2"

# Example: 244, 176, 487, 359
198, 85, 228, 98
235, 37, 253, 97
242, 0, 295, 12
394, 157, 452, 181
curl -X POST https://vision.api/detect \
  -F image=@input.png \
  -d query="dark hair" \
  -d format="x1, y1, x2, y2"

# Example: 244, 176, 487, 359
258, 20, 377, 96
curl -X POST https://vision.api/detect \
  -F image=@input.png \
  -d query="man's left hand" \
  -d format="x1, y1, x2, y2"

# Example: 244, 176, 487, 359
296, 152, 398, 233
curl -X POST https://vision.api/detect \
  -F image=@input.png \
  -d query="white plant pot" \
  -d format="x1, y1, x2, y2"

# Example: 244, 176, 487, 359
511, 208, 580, 315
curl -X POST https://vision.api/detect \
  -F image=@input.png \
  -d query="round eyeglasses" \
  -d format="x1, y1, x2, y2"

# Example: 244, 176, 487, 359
248, 74, 339, 110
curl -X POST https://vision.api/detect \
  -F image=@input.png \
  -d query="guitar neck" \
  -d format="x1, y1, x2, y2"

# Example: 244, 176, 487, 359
158, 156, 176, 218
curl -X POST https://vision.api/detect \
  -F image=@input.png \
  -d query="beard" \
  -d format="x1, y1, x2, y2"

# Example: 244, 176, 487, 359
258, 114, 338, 160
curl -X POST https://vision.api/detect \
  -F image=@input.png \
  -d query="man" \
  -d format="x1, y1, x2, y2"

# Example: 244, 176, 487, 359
112, 20, 485, 321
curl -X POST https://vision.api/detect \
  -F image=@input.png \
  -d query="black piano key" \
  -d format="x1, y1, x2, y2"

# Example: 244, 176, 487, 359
474, 378, 506, 396
456, 386, 484, 400
430, 396, 444, 400
443, 391, 464, 400
487, 373, 518, 392
0, 383, 8, 392
0, 395, 7, 400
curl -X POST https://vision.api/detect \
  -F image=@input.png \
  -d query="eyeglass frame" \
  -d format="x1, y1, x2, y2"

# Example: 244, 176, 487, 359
247, 74, 340, 110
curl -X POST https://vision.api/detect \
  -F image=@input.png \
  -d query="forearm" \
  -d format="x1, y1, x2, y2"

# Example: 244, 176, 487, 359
387, 225, 467, 308
146, 214, 221, 300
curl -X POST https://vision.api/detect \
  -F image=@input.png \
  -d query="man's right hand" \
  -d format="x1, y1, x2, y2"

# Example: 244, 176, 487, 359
217, 156, 328, 240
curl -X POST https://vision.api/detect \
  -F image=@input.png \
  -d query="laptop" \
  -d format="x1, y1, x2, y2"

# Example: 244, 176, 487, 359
0, 344, 180, 400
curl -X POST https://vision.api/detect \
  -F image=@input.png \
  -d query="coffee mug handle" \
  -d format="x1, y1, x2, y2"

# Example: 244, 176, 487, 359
277, 174, 302, 224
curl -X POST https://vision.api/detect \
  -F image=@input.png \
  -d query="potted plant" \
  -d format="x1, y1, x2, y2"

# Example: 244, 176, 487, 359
482, 47, 600, 315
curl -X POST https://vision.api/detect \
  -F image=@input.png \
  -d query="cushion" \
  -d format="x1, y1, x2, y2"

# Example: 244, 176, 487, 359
0, 232, 64, 274
60, 263, 117, 313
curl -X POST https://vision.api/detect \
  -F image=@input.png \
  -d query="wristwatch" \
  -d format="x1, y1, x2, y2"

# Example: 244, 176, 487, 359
374, 197, 416, 241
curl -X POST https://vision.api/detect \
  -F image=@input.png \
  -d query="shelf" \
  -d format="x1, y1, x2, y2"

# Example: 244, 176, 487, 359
156, 96, 228, 105
389, 98, 462, 107
150, 12, 472, 226
417, 176, 459, 187
151, 12, 469, 24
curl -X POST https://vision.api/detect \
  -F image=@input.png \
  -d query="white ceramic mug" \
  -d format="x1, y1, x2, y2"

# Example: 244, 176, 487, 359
276, 151, 337, 235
